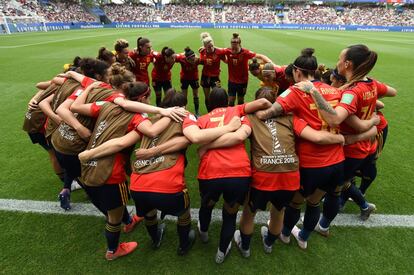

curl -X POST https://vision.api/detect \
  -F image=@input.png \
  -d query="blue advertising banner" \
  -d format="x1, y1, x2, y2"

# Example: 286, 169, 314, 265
4, 21, 414, 34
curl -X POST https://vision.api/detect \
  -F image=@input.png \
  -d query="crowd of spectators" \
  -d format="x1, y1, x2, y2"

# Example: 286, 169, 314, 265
341, 6, 414, 26
103, 3, 155, 22
220, 4, 276, 23
158, 5, 211, 23
287, 5, 414, 26
1, 1, 414, 27
287, 5, 344, 25
1, 0, 95, 22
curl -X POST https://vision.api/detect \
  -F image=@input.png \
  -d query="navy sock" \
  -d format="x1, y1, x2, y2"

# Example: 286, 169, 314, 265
319, 216, 330, 229
282, 206, 301, 236
359, 177, 373, 195
194, 97, 199, 114
265, 231, 278, 246
302, 203, 320, 241
144, 214, 159, 242
321, 194, 340, 228
199, 205, 214, 232
348, 184, 368, 208
105, 222, 121, 252
240, 231, 252, 251
122, 207, 132, 225
177, 211, 191, 248
299, 228, 312, 241
219, 208, 237, 253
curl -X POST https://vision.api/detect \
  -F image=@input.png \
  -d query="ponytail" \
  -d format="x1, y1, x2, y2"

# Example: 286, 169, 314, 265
340, 44, 377, 90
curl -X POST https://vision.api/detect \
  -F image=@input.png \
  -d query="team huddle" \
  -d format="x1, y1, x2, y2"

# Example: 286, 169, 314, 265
23, 31, 396, 263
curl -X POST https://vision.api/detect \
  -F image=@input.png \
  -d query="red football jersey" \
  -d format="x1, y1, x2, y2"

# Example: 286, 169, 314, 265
338, 79, 387, 159
176, 54, 202, 81
223, 48, 256, 84
151, 51, 175, 82
277, 81, 344, 168
130, 155, 186, 193
199, 47, 226, 77
128, 50, 153, 84
183, 105, 251, 180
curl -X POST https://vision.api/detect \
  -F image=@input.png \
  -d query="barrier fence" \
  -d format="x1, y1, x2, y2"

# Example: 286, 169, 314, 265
2, 21, 414, 34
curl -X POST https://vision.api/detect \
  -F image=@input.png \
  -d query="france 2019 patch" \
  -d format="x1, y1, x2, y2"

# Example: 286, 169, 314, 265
279, 89, 291, 98
341, 94, 354, 105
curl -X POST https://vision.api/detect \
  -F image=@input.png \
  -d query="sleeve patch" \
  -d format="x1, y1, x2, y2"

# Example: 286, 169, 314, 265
95, 101, 106, 106
340, 94, 354, 105
279, 89, 291, 98
75, 89, 83, 96
189, 114, 197, 122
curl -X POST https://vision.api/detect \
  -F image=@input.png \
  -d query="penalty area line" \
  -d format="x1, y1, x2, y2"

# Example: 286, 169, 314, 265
0, 198, 414, 228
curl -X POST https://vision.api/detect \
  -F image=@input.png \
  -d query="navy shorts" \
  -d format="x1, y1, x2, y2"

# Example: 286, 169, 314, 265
152, 80, 172, 93
299, 161, 344, 197
200, 75, 220, 88
131, 189, 190, 217
198, 177, 250, 207
344, 153, 379, 182
248, 187, 295, 212
228, 81, 247, 97
28, 132, 51, 151
83, 181, 130, 212
181, 79, 199, 90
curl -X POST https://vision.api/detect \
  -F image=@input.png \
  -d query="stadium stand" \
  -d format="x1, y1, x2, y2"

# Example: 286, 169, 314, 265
1, 1, 413, 26
1, 0, 96, 22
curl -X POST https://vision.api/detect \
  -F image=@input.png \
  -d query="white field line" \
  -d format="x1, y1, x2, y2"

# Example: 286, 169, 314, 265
1, 198, 414, 228
0, 29, 139, 49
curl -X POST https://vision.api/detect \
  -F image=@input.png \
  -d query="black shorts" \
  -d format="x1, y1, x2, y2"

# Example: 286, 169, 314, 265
248, 187, 295, 212
344, 154, 378, 182
228, 81, 247, 97
344, 153, 377, 181
299, 161, 344, 197
28, 132, 51, 151
200, 75, 220, 88
131, 189, 190, 217
54, 150, 81, 182
152, 80, 172, 92
83, 182, 130, 212
181, 79, 199, 90
198, 177, 250, 207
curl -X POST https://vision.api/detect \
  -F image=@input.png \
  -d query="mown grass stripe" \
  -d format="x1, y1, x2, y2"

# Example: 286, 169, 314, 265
1, 198, 413, 228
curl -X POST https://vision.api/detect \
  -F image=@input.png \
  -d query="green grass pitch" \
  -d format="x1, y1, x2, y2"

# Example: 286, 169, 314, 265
0, 28, 413, 273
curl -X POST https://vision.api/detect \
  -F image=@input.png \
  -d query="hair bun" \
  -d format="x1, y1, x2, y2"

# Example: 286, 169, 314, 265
98, 47, 106, 55
301, 48, 315, 57
110, 62, 125, 75
200, 32, 210, 39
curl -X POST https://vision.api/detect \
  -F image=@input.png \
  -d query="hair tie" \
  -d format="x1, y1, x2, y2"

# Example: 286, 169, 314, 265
293, 64, 316, 72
